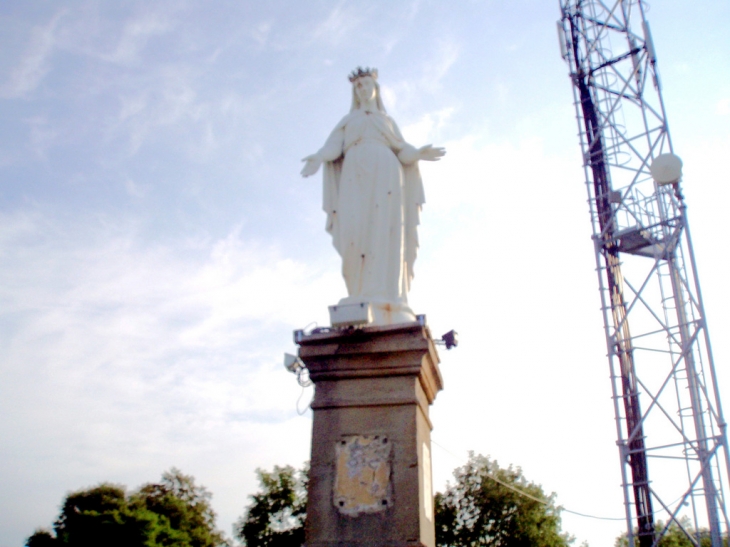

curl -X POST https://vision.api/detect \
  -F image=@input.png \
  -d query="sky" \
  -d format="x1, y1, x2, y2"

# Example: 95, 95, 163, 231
1, 1, 729, 546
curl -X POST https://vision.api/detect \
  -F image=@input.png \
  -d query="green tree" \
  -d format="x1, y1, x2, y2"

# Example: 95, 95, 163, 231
435, 452, 572, 547
46, 483, 161, 547
615, 518, 718, 547
234, 464, 308, 547
132, 468, 227, 547
237, 456, 575, 547
25, 469, 228, 547
25, 530, 57, 547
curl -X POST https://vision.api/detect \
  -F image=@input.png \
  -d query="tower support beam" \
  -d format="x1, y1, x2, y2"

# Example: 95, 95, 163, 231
558, 1, 730, 545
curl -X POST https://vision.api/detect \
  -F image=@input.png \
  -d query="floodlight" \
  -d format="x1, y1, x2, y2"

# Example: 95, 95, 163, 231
284, 353, 304, 374
442, 330, 458, 350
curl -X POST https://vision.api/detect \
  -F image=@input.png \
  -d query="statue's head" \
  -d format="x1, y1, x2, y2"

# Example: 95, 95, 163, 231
349, 66, 386, 113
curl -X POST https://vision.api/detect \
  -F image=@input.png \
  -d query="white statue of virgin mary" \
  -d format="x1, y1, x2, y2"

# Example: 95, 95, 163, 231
301, 67, 445, 325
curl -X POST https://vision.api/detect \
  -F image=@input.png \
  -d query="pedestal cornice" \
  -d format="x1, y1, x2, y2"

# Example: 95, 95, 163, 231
297, 322, 443, 404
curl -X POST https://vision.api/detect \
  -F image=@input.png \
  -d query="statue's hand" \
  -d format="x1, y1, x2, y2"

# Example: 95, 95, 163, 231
418, 145, 446, 162
301, 154, 323, 177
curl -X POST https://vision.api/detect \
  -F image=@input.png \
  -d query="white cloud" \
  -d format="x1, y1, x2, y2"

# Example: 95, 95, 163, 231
428, 39, 460, 87
251, 22, 273, 48
0, 211, 338, 360
405, 0, 423, 21
99, 12, 172, 65
26, 115, 59, 159
110, 67, 201, 154
0, 12, 63, 99
401, 107, 454, 145
0, 207, 336, 541
43, 6, 177, 69
380, 38, 460, 117
716, 98, 730, 116
0, 209, 339, 439
124, 178, 147, 197
108, 67, 258, 159
312, 3, 363, 46
118, 93, 149, 121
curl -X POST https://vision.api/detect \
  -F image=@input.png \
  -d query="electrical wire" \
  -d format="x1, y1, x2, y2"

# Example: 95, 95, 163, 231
431, 438, 626, 522
295, 383, 312, 415
302, 321, 318, 334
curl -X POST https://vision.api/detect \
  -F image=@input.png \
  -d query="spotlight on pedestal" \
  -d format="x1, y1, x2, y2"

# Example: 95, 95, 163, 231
284, 353, 312, 387
435, 330, 458, 350
284, 353, 305, 373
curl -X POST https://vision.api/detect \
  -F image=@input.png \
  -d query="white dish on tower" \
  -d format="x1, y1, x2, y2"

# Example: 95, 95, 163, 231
650, 153, 683, 185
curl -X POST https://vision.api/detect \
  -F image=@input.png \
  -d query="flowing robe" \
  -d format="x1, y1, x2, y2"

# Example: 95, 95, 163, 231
317, 109, 425, 315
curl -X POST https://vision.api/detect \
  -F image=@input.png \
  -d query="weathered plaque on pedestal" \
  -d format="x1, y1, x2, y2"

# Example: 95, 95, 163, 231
297, 322, 443, 547
333, 435, 392, 515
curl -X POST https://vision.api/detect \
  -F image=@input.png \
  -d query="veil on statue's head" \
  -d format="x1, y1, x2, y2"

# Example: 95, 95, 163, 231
348, 66, 386, 113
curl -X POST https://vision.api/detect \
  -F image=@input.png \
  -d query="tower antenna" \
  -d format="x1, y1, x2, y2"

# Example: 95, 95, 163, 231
558, 2, 730, 546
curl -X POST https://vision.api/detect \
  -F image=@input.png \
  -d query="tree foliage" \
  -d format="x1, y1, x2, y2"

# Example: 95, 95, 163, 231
237, 455, 575, 547
234, 464, 308, 547
25, 468, 228, 547
435, 452, 572, 547
615, 518, 720, 547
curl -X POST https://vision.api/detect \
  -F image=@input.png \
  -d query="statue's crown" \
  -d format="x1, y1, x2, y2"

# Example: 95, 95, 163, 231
348, 66, 378, 83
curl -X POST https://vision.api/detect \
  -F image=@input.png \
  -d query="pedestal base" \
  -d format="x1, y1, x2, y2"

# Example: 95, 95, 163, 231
334, 297, 417, 326
298, 322, 443, 547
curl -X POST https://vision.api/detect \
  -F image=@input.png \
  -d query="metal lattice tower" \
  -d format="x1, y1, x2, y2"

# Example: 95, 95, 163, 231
557, 2, 730, 546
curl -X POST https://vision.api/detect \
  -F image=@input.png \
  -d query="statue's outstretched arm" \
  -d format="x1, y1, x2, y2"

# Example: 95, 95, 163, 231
391, 117, 446, 165
417, 145, 446, 162
301, 124, 345, 178
397, 143, 446, 164
301, 154, 322, 177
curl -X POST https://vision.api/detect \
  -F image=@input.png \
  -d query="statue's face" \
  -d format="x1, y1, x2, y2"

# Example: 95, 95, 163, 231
354, 76, 376, 104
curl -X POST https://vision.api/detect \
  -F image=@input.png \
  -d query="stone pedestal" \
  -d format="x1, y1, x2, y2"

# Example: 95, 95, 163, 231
297, 322, 443, 547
